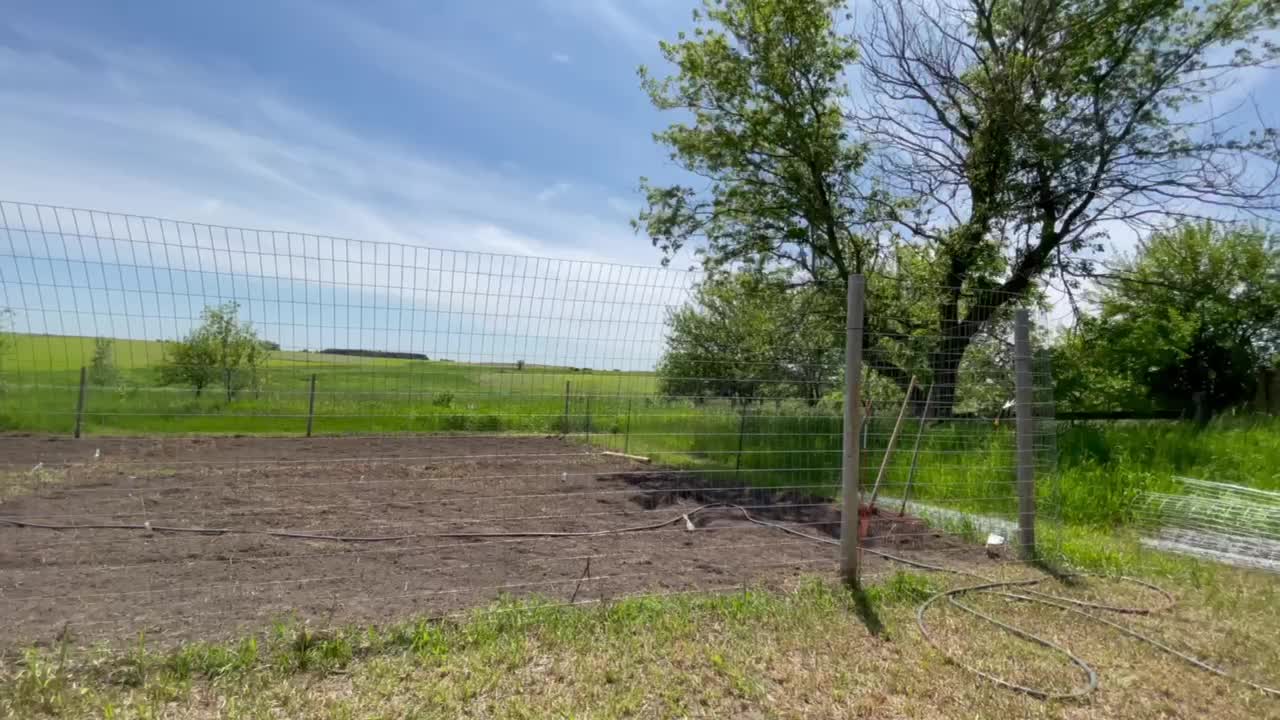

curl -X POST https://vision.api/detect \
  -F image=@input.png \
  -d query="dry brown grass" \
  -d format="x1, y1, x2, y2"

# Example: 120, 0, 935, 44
1, 553, 1277, 719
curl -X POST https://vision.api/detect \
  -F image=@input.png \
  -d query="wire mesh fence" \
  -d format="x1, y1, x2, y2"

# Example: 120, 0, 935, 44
0, 200, 1057, 648
1135, 476, 1280, 572
855, 288, 1061, 565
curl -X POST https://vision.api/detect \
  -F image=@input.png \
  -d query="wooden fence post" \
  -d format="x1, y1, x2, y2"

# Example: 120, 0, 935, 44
1014, 309, 1036, 558
841, 275, 866, 587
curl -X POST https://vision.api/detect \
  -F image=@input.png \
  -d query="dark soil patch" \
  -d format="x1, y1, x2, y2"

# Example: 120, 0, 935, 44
611, 470, 958, 551
0, 434, 990, 649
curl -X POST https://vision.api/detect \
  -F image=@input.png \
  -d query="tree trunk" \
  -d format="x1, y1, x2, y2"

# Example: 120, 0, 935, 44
927, 318, 981, 418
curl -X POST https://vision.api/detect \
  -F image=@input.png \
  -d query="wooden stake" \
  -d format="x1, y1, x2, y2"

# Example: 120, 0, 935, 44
899, 383, 934, 516
869, 376, 917, 507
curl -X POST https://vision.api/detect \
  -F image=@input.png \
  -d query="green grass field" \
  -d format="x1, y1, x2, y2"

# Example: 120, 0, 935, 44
2, 333, 1278, 529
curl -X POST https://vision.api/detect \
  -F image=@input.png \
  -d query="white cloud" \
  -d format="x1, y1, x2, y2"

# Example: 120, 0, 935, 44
606, 195, 634, 216
0, 36, 660, 266
551, 51, 572, 64
544, 0, 663, 54
536, 182, 573, 203
296, 2, 622, 140
0, 32, 690, 365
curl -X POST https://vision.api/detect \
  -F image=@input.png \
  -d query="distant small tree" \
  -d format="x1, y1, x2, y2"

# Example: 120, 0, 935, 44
516, 359, 526, 371
159, 302, 270, 399
88, 337, 117, 386
658, 274, 841, 405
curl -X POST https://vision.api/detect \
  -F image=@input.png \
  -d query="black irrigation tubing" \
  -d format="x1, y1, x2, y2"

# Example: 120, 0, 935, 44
4, 506, 1278, 701
641, 508, 1280, 702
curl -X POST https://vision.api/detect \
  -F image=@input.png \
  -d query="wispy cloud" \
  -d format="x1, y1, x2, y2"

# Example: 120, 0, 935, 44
551, 51, 572, 64
0, 31, 660, 266
544, 0, 663, 54
296, 2, 623, 143
536, 182, 573, 203
606, 196, 635, 216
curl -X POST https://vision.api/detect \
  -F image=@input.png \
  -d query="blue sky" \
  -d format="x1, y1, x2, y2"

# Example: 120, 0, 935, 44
0, 1, 714, 366
0, 0, 696, 266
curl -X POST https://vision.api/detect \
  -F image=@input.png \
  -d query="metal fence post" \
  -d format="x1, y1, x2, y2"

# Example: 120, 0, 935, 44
306, 374, 317, 437
563, 380, 571, 434
623, 397, 633, 454
841, 275, 866, 587
1014, 309, 1036, 558
73, 366, 88, 439
734, 407, 748, 482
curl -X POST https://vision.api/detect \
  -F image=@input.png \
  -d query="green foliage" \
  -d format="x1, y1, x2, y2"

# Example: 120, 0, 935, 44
1054, 417, 1280, 526
157, 302, 270, 399
657, 274, 841, 403
637, 0, 870, 280
640, 0, 1280, 414
1058, 224, 1280, 414
87, 337, 117, 386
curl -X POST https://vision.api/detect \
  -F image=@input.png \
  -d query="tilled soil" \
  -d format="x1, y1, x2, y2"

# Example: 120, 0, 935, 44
0, 434, 987, 648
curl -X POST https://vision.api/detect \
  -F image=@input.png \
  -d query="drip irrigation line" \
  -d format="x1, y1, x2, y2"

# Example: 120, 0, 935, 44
0, 506, 725, 541
776, 526, 1276, 700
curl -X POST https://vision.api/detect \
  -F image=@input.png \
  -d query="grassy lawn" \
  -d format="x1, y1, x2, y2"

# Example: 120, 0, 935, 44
2, 538, 1276, 719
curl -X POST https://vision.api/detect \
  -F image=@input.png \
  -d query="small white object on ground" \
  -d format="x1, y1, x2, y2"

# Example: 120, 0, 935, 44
985, 533, 1005, 558
600, 451, 651, 463
30, 462, 42, 474
93, 448, 101, 459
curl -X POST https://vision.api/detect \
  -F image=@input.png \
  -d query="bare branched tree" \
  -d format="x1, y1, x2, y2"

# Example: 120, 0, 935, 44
856, 0, 1280, 412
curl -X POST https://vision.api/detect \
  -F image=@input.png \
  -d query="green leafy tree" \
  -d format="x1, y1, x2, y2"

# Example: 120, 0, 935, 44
639, 0, 1280, 415
1069, 224, 1280, 414
1050, 330, 1146, 413
88, 337, 117, 386
159, 302, 270, 399
637, 0, 875, 283
658, 274, 842, 404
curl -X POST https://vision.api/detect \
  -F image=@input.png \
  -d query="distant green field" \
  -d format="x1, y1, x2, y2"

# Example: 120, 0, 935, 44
0, 333, 659, 434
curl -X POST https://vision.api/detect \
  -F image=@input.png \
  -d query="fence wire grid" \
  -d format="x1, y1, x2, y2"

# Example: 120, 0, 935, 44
0, 200, 1058, 648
